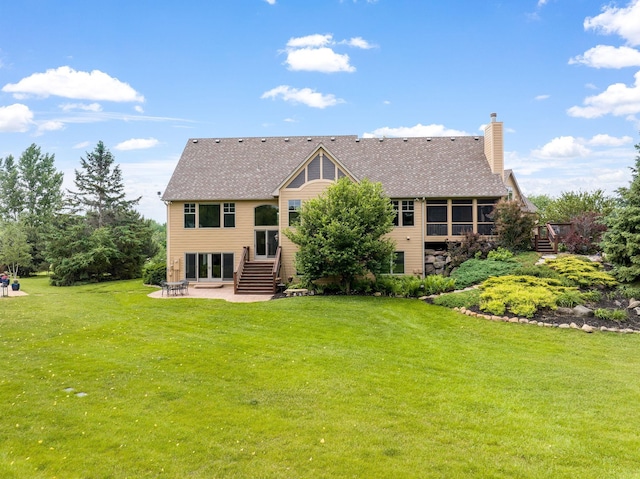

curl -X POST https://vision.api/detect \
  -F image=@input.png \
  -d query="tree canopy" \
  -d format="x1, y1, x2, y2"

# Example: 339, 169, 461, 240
602, 139, 640, 282
284, 177, 396, 292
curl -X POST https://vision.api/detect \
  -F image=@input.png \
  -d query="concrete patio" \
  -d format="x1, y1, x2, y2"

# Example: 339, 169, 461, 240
147, 284, 273, 303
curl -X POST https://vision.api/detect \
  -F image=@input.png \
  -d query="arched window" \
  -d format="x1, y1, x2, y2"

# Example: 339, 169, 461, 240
254, 205, 278, 226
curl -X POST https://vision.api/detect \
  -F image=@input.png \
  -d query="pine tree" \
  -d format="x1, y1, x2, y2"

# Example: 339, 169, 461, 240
602, 139, 640, 282
68, 141, 140, 228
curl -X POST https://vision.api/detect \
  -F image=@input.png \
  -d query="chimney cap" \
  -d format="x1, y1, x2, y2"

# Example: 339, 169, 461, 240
490, 112, 497, 121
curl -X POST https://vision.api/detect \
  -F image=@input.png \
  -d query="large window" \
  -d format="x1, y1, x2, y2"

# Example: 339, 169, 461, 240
255, 205, 278, 226
477, 199, 498, 235
185, 252, 234, 281
288, 199, 301, 226
199, 204, 220, 228
427, 200, 447, 236
452, 200, 473, 235
184, 202, 235, 229
184, 203, 196, 228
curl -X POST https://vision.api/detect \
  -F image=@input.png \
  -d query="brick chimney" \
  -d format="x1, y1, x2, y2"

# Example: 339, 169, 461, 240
484, 112, 504, 180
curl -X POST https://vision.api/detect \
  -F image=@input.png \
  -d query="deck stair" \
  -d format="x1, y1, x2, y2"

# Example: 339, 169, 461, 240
535, 237, 555, 254
236, 261, 275, 294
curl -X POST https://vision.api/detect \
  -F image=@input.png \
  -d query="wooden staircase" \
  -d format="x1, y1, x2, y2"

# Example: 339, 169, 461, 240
535, 237, 555, 254
236, 261, 276, 294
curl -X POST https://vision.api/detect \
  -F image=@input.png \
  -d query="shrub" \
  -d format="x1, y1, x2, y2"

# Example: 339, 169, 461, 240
515, 264, 564, 281
487, 247, 514, 261
617, 284, 640, 300
450, 258, 521, 289
479, 275, 574, 318
556, 290, 584, 308
142, 261, 166, 286
545, 256, 617, 288
492, 199, 537, 252
580, 290, 602, 303
351, 277, 375, 295
448, 231, 495, 267
594, 308, 628, 322
422, 275, 457, 295
432, 289, 481, 309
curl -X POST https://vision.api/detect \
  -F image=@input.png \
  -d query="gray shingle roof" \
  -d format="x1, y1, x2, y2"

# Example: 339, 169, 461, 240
162, 135, 508, 201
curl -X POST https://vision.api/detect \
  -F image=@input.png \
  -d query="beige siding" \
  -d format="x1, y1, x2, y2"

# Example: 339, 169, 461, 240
386, 202, 424, 276
279, 180, 334, 280
166, 200, 277, 281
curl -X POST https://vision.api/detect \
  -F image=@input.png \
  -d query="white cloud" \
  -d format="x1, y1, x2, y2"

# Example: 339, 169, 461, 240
36, 120, 65, 135
73, 141, 91, 149
2, 66, 144, 102
584, 0, 640, 46
285, 47, 355, 73
567, 70, 640, 118
363, 123, 469, 138
587, 133, 633, 146
535, 94, 550, 100
342, 37, 376, 49
60, 102, 103, 112
261, 85, 345, 109
0, 103, 33, 132
283, 33, 372, 73
286, 34, 333, 49
264, 0, 276, 4
532, 136, 591, 158
537, 0, 548, 6
569, 45, 640, 68
115, 137, 160, 151
134, 105, 144, 113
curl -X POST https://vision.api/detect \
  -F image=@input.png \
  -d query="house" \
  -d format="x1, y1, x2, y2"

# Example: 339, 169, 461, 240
161, 113, 531, 293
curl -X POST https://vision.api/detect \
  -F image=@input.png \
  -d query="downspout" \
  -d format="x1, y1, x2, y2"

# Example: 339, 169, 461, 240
421, 197, 426, 279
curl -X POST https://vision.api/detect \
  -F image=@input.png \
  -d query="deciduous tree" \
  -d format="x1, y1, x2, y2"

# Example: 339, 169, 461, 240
284, 177, 396, 293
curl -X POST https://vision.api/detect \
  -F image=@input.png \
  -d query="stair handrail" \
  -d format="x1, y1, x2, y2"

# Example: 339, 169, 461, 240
271, 246, 282, 294
234, 246, 250, 294
546, 223, 559, 253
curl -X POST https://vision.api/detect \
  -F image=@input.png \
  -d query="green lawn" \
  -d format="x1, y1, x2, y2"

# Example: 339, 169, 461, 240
2, 277, 640, 478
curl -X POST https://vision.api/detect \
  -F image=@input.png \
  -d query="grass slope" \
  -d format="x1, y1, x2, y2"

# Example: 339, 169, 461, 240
1, 277, 640, 478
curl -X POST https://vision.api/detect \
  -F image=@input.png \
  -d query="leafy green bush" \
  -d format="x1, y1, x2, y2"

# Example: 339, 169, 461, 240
479, 275, 575, 318
594, 308, 628, 322
422, 275, 456, 295
374, 275, 456, 298
450, 259, 521, 289
556, 290, 584, 308
487, 247, 514, 261
432, 289, 481, 309
617, 284, 640, 299
514, 264, 563, 280
580, 290, 602, 303
545, 256, 617, 288
142, 261, 166, 286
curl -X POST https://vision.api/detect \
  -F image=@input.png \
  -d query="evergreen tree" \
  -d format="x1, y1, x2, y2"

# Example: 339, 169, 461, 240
602, 139, 640, 282
0, 154, 24, 222
68, 141, 140, 228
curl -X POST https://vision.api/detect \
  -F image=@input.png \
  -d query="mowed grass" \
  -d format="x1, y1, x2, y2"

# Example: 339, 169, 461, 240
2, 278, 640, 478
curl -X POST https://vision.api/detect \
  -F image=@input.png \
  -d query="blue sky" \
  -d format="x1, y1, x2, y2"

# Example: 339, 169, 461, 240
1, 0, 640, 223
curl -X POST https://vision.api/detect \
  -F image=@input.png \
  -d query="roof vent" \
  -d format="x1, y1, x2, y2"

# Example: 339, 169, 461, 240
238, 138, 243, 142
215, 139, 220, 143
261, 138, 266, 142
284, 138, 289, 142
379, 138, 384, 142
355, 138, 360, 143
450, 137, 455, 141
403, 138, 408, 142
427, 137, 432, 141
307, 137, 312, 141
474, 136, 479, 141
331, 137, 336, 141
192, 139, 198, 143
